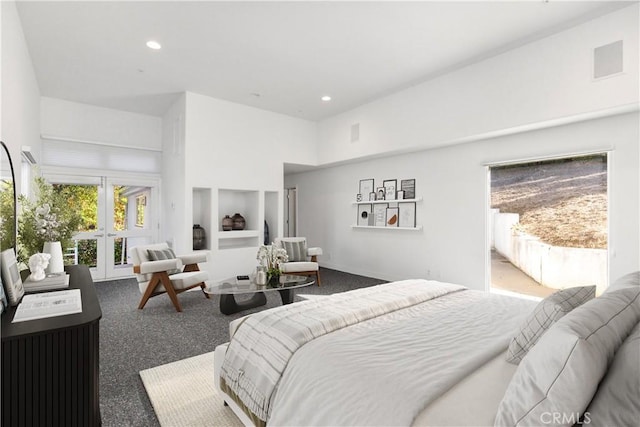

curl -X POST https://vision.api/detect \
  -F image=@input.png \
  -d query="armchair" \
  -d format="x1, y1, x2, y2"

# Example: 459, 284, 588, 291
130, 242, 210, 312
274, 237, 322, 286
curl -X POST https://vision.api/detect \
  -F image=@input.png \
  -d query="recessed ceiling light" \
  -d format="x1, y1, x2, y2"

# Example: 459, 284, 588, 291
146, 40, 162, 50
321, 95, 332, 102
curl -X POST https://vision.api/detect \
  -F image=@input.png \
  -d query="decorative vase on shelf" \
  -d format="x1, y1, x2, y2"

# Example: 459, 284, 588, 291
43, 241, 65, 274
193, 224, 206, 250
232, 213, 246, 230
222, 215, 233, 231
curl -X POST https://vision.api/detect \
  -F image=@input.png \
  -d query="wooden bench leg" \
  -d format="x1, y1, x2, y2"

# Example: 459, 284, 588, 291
160, 273, 183, 312
138, 274, 162, 309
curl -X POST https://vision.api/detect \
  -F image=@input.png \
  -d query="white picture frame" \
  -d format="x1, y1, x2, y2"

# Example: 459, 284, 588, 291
386, 207, 399, 227
357, 204, 373, 226
373, 204, 388, 227
1, 249, 24, 306
383, 179, 397, 201
399, 202, 416, 228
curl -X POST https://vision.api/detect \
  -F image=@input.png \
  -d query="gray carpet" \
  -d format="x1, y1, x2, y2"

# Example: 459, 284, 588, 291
95, 268, 385, 426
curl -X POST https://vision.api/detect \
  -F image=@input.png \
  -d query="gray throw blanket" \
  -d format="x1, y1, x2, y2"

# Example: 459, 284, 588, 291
219, 279, 466, 423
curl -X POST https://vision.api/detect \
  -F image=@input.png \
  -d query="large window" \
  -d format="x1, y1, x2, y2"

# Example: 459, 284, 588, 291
489, 154, 608, 298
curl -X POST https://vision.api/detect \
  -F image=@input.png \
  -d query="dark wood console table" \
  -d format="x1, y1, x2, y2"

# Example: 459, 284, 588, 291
1, 265, 102, 427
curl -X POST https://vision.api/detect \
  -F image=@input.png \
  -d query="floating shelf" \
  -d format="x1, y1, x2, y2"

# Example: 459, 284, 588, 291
218, 230, 260, 239
351, 225, 423, 231
352, 197, 422, 205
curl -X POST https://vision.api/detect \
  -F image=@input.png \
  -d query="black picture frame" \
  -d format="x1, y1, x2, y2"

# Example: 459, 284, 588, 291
376, 187, 385, 201
359, 179, 375, 201
383, 179, 397, 201
385, 207, 399, 227
398, 202, 416, 228
400, 179, 416, 199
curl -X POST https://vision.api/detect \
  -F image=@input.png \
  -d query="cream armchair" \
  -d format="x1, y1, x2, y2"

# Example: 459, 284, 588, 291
274, 237, 322, 286
130, 242, 210, 312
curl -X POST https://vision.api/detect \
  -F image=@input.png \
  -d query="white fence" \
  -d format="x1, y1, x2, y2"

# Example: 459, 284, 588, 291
491, 210, 607, 294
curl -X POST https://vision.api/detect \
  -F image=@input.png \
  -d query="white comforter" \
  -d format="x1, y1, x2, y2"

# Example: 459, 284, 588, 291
268, 289, 535, 426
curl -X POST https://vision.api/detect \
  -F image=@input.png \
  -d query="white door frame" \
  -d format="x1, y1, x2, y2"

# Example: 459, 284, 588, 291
43, 169, 160, 281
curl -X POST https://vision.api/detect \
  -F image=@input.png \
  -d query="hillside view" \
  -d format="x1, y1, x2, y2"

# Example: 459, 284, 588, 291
491, 155, 607, 249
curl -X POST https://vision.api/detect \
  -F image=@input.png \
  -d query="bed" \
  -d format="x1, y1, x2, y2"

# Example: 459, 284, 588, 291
213, 273, 640, 426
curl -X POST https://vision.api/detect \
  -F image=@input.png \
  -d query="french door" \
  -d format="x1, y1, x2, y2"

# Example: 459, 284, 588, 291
45, 174, 159, 281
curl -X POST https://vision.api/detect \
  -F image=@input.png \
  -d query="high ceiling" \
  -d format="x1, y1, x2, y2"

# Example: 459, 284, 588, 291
16, 1, 632, 121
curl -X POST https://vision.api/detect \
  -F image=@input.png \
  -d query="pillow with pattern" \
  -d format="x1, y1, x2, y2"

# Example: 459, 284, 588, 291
282, 240, 307, 262
506, 285, 595, 364
147, 248, 181, 275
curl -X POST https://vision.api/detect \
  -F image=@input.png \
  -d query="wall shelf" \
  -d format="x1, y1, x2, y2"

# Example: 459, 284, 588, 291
218, 230, 260, 239
351, 225, 423, 231
352, 197, 422, 205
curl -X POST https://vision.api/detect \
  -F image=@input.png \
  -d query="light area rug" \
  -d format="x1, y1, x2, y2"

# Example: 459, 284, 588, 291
140, 352, 243, 427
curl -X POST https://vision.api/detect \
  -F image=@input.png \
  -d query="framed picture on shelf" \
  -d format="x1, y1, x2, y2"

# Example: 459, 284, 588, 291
401, 179, 416, 199
386, 207, 399, 227
373, 203, 388, 227
376, 187, 385, 201
0, 249, 24, 306
383, 179, 397, 201
357, 204, 373, 226
359, 179, 375, 201
399, 202, 416, 228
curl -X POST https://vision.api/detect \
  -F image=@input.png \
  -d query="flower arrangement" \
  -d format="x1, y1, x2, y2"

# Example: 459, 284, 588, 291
18, 176, 81, 262
256, 243, 288, 280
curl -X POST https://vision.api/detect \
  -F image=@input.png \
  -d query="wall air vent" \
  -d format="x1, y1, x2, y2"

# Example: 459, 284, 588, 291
21, 146, 37, 164
350, 123, 360, 143
593, 40, 623, 80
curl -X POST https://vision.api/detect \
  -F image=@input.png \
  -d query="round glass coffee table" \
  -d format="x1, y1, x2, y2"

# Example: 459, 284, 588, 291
205, 275, 315, 315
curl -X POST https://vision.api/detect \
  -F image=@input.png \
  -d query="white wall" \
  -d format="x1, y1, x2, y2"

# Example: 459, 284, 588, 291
286, 113, 639, 290
164, 92, 317, 279
40, 97, 162, 150
317, 4, 639, 165
160, 94, 187, 250
1, 0, 41, 193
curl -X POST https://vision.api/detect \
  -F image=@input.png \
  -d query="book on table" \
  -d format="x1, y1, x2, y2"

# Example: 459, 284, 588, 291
23, 272, 70, 293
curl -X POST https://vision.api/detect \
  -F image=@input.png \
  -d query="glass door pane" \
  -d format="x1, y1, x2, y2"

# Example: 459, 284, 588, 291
106, 179, 158, 279
47, 178, 106, 280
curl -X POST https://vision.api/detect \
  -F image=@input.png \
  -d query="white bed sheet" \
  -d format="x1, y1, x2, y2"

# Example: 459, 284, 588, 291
413, 351, 518, 426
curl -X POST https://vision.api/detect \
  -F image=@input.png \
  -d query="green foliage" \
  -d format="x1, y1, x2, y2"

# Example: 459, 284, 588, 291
18, 176, 82, 262
0, 179, 16, 252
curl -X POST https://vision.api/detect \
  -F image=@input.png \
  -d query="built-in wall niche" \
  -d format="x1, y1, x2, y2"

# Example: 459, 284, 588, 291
264, 191, 279, 245
217, 189, 260, 250
192, 187, 212, 250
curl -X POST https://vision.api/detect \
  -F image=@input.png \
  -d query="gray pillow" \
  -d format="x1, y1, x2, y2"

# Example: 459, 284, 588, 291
282, 240, 307, 262
606, 271, 639, 293
506, 286, 595, 364
495, 287, 640, 427
147, 248, 181, 275
585, 321, 640, 426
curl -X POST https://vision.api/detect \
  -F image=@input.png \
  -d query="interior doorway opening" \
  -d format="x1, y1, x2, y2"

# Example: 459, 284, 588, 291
488, 153, 609, 298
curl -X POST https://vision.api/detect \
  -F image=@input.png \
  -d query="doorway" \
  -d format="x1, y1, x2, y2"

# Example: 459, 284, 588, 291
45, 174, 159, 281
488, 153, 609, 297
284, 187, 297, 237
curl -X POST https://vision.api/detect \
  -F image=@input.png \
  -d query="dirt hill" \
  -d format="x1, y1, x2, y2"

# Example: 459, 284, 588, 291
491, 156, 607, 249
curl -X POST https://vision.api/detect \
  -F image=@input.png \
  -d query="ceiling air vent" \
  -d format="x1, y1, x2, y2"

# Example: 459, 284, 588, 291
593, 40, 623, 80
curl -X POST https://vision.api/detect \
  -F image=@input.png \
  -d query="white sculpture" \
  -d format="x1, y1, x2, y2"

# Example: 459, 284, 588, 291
28, 252, 51, 281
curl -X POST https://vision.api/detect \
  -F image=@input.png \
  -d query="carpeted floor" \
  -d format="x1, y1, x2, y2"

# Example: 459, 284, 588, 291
96, 268, 385, 426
